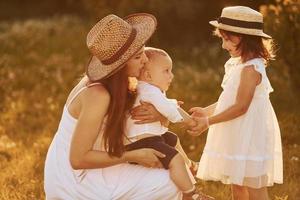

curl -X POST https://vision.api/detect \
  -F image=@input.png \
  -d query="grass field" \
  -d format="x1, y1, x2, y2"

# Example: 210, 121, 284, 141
0, 16, 299, 200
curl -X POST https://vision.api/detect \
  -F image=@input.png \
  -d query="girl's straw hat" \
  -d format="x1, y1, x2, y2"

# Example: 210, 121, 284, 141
209, 6, 271, 39
86, 13, 157, 81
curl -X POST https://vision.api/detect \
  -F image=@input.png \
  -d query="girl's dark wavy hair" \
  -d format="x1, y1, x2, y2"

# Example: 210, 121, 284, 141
214, 29, 276, 64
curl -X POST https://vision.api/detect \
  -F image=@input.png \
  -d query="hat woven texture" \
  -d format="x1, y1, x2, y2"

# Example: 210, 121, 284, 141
86, 13, 157, 81
209, 6, 271, 39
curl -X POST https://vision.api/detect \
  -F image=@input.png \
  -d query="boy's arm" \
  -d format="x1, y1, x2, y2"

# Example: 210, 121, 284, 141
141, 90, 183, 123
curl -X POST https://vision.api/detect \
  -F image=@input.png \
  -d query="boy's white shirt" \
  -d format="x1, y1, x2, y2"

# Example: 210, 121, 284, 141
125, 81, 184, 138
125, 81, 197, 184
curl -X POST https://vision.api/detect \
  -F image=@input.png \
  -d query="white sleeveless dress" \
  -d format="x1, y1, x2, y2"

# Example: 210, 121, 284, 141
197, 57, 283, 188
44, 83, 181, 200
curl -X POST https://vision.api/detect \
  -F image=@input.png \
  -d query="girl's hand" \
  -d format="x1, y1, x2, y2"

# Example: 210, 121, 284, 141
189, 107, 207, 117
131, 101, 168, 125
124, 148, 165, 168
182, 118, 197, 128
187, 116, 209, 136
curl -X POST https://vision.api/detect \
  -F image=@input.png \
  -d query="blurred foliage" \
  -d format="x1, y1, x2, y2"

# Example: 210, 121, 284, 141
79, 0, 276, 48
0, 16, 89, 199
260, 0, 300, 93
0, 16, 89, 142
0, 1, 299, 199
0, 0, 275, 48
0, 15, 299, 199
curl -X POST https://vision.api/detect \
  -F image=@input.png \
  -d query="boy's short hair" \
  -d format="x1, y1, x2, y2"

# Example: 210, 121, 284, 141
144, 47, 170, 61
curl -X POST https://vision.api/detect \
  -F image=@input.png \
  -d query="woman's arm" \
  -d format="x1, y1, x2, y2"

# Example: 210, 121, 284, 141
130, 101, 169, 127
69, 86, 165, 169
188, 65, 261, 135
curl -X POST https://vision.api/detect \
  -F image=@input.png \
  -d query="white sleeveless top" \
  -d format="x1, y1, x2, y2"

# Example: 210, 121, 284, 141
197, 57, 283, 188
44, 82, 181, 200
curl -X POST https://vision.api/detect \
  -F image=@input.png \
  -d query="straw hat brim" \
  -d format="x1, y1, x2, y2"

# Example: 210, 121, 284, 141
209, 20, 271, 39
87, 13, 157, 81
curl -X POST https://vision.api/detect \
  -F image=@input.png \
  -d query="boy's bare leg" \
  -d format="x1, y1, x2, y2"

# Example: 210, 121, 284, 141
175, 138, 192, 167
169, 153, 194, 191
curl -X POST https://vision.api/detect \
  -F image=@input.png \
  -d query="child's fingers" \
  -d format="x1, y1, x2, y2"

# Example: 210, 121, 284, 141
189, 123, 207, 132
189, 107, 198, 113
189, 126, 200, 132
191, 112, 198, 117
177, 101, 184, 106
187, 130, 201, 136
189, 107, 204, 114
178, 123, 186, 129
184, 119, 197, 127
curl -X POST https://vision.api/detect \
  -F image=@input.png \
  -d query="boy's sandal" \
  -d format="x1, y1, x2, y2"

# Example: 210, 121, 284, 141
183, 189, 215, 200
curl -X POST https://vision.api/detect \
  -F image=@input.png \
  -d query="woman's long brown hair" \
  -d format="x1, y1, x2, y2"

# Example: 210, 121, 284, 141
216, 29, 275, 63
91, 66, 136, 157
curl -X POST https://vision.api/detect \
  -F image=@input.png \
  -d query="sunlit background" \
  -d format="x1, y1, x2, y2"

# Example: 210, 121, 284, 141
0, 0, 299, 199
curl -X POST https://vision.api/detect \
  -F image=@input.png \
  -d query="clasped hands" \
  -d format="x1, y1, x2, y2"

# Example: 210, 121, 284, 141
128, 102, 209, 169
130, 101, 209, 137
186, 107, 209, 136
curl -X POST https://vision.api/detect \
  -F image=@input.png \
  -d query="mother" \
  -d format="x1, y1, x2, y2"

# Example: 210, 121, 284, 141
44, 13, 181, 200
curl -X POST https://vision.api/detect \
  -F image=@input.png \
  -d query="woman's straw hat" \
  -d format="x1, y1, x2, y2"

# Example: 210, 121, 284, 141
86, 13, 157, 81
209, 6, 271, 39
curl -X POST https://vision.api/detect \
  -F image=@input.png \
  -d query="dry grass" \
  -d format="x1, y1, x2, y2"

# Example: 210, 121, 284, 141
0, 16, 299, 200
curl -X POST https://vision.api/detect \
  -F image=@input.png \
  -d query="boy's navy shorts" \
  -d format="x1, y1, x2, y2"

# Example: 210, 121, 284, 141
125, 132, 178, 169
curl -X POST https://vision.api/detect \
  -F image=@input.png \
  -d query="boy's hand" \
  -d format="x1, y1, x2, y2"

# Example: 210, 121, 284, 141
177, 101, 184, 106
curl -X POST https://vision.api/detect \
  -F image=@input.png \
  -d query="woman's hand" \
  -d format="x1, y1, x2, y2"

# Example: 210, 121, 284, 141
186, 116, 209, 136
124, 148, 165, 168
131, 101, 168, 126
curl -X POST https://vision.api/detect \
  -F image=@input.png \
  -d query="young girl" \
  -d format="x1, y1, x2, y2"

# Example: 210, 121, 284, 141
187, 6, 283, 200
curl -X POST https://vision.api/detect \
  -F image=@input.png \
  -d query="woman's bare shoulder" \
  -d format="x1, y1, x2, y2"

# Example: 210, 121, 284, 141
83, 84, 110, 102
80, 85, 111, 113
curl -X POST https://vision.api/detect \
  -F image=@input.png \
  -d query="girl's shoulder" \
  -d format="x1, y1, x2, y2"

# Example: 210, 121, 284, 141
241, 57, 266, 75
223, 57, 241, 74
224, 57, 240, 66
243, 57, 265, 67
